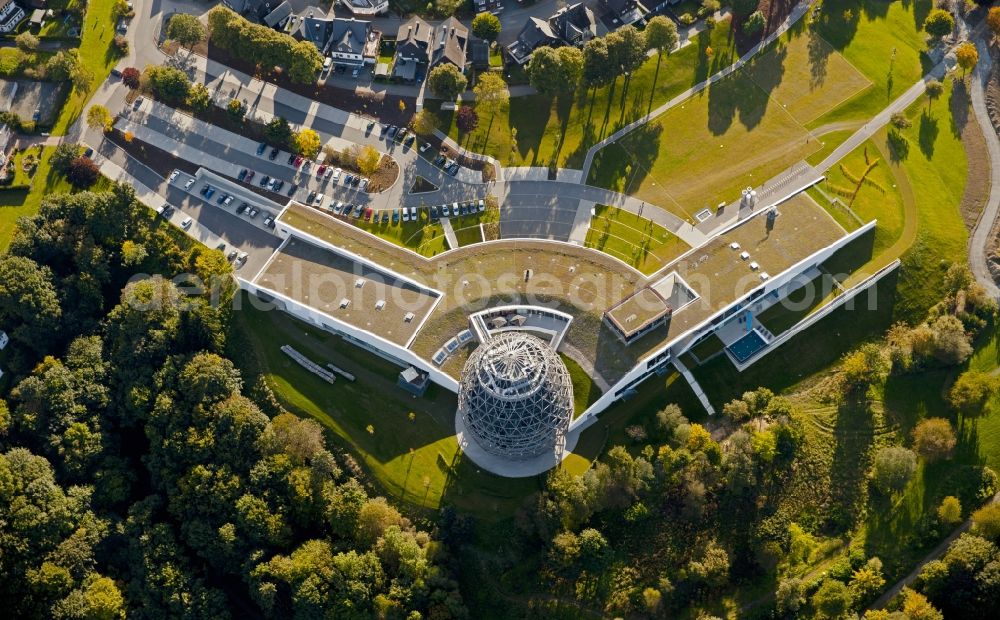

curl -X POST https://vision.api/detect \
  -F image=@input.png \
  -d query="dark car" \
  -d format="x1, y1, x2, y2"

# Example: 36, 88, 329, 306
110, 68, 122, 78
447, 163, 459, 176
351, 175, 361, 187
287, 154, 296, 165
236, 203, 248, 215
391, 210, 399, 224
434, 155, 446, 166
83, 147, 94, 158
245, 170, 255, 183
257, 142, 267, 156
380, 211, 389, 224
160, 205, 174, 219
237, 169, 248, 181
260, 175, 270, 187
430, 206, 439, 221
287, 183, 297, 197
264, 216, 275, 228
269, 147, 279, 160
274, 180, 284, 192
216, 193, 227, 205
306, 191, 317, 204
200, 184, 211, 196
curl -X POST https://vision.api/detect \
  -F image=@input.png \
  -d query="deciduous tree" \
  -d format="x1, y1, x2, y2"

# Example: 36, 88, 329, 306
645, 15, 679, 56
87, 105, 113, 131
166, 13, 206, 50
472, 12, 501, 42
356, 145, 381, 176
938, 496, 962, 525
923, 9, 955, 39
913, 418, 957, 462
473, 72, 508, 120
872, 446, 917, 494
428, 63, 468, 100
456, 105, 478, 133
956, 41, 979, 74
295, 128, 322, 158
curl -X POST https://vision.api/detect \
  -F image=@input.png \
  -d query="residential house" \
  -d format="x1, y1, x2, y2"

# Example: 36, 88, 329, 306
300, 13, 336, 51
327, 17, 380, 67
392, 16, 468, 81
599, 0, 645, 27
505, 2, 596, 65
221, 0, 267, 20
429, 17, 468, 69
473, 0, 503, 14
0, 0, 26, 34
470, 39, 490, 69
339, 0, 388, 16
262, 0, 292, 29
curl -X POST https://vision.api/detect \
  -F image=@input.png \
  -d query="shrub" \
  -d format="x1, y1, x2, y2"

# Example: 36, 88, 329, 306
923, 8, 955, 38
66, 157, 100, 188
456, 105, 478, 133
121, 67, 140, 89
972, 503, 1000, 541
744, 10, 766, 35
937, 496, 962, 525
913, 418, 957, 462
872, 446, 917, 494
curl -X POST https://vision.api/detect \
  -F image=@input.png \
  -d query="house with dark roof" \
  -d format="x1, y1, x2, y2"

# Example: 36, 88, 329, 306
470, 39, 490, 69
473, 0, 503, 14
262, 0, 292, 28
505, 2, 596, 66
429, 17, 468, 69
393, 16, 468, 82
328, 18, 380, 67
599, 0, 645, 27
300, 14, 336, 50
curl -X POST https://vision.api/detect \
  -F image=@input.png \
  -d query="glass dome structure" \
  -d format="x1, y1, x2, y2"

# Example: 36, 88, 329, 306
458, 332, 573, 459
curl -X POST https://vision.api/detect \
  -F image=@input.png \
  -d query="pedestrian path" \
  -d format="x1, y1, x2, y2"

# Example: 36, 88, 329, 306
672, 357, 715, 416
967, 37, 1000, 297
440, 217, 459, 249
567, 200, 595, 246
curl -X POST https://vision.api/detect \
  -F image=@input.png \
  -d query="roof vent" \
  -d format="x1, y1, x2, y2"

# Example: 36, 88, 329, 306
404, 312, 415, 323
355, 278, 365, 288
339, 298, 350, 309
375, 300, 385, 310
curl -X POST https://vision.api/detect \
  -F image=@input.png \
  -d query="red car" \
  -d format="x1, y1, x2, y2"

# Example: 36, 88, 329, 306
364, 207, 373, 221
245, 170, 255, 183
316, 164, 327, 176
293, 156, 303, 167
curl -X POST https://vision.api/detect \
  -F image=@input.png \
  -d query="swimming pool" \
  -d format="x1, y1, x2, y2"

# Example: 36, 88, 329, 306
727, 330, 767, 363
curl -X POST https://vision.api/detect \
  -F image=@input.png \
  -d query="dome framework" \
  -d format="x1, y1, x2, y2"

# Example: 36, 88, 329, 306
458, 332, 573, 459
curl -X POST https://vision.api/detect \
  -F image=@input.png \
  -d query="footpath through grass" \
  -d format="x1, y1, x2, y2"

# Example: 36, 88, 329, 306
51, 0, 121, 135
432, 18, 736, 170
584, 204, 689, 274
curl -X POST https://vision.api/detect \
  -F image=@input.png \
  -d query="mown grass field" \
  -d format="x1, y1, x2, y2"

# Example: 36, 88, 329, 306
587, 24, 871, 219
560, 353, 602, 418
353, 210, 450, 257
808, 138, 906, 257
584, 204, 689, 274
52, 0, 121, 134
807, 0, 935, 129
431, 17, 737, 170
0, 147, 76, 250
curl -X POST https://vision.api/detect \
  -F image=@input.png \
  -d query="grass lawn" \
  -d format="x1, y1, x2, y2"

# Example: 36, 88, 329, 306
453, 223, 483, 247
560, 353, 602, 418
0, 48, 54, 78
432, 18, 737, 170
587, 25, 870, 219
584, 204, 689, 274
809, 139, 906, 257
807, 0, 935, 129
0, 146, 77, 250
884, 76, 968, 323
51, 0, 121, 135
353, 210, 450, 257
229, 296, 547, 518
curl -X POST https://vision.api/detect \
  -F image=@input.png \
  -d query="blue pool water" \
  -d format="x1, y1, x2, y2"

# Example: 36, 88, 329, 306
728, 330, 767, 363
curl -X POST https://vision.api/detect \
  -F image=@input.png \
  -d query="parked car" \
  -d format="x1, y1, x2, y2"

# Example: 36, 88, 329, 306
287, 154, 297, 165
359, 178, 369, 192
237, 202, 248, 214
257, 142, 267, 156
478, 199, 485, 212
274, 180, 285, 192
302, 160, 312, 172
204, 187, 215, 199
351, 175, 361, 187
434, 155, 446, 166
269, 147, 279, 160
293, 156, 303, 168
132, 97, 144, 110
287, 183, 298, 197
160, 205, 174, 219
381, 211, 389, 224
180, 217, 192, 229
317, 165, 327, 177
352, 205, 364, 218
169, 170, 180, 182
328, 167, 339, 181
333, 201, 344, 215
344, 173, 353, 185
311, 194, 324, 206
236, 252, 247, 264
184, 178, 196, 190
267, 179, 278, 191
441, 204, 450, 217
404, 135, 415, 148
200, 184, 210, 196
430, 206, 439, 221
420, 142, 431, 153
402, 208, 410, 222
237, 169, 247, 181
447, 163, 459, 176
260, 175, 270, 187
227, 250, 239, 261
264, 216, 275, 228
364, 208, 373, 221
216, 193, 227, 205
245, 170, 255, 183
248, 207, 259, 218
306, 191, 317, 204
392, 210, 399, 224
223, 195, 234, 206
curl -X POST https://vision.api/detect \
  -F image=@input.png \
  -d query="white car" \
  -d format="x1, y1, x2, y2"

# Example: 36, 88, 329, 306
329, 167, 340, 181
419, 142, 431, 153
452, 202, 459, 216
184, 178, 195, 190
402, 209, 410, 222
312, 193, 325, 207
410, 207, 418, 220
223, 195, 234, 206
441, 204, 450, 217
180, 217, 192, 229
478, 199, 485, 212
359, 178, 369, 192
168, 170, 179, 182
